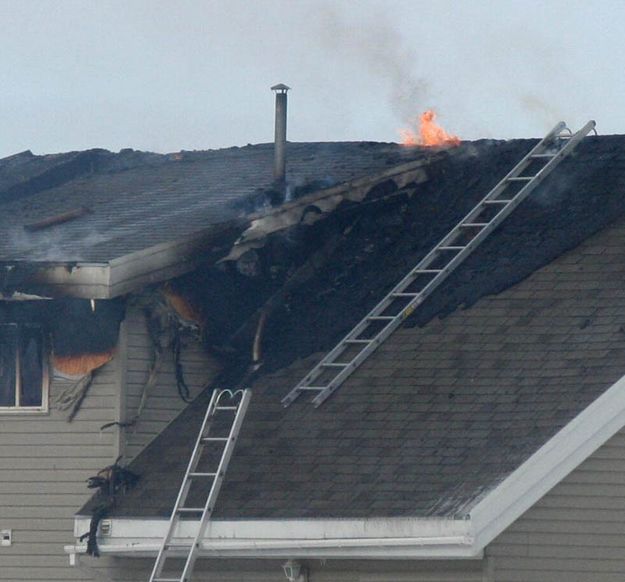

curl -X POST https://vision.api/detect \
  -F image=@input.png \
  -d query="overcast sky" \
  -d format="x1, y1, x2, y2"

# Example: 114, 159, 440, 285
0, 0, 622, 157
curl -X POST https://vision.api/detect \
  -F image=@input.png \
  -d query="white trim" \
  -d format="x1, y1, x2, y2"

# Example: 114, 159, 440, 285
469, 371, 625, 550
0, 322, 49, 414
69, 516, 478, 560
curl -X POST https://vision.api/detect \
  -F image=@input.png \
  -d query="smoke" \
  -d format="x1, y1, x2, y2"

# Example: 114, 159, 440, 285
8, 227, 110, 262
520, 94, 563, 129
316, 7, 429, 124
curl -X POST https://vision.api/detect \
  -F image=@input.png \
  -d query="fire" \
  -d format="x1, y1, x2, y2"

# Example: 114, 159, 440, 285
400, 109, 460, 147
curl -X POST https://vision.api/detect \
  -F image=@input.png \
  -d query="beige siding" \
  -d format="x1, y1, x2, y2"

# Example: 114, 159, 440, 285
121, 305, 220, 462
488, 427, 625, 581
0, 305, 220, 581
0, 354, 121, 581
81, 557, 486, 582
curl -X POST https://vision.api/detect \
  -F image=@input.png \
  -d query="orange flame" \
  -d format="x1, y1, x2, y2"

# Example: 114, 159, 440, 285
400, 110, 460, 147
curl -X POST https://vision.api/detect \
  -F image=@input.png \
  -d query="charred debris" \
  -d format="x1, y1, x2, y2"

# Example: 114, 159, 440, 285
1, 134, 624, 424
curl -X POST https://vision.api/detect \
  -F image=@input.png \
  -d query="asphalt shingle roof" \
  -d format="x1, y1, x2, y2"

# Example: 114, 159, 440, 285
0, 142, 429, 263
100, 197, 625, 520
73, 133, 625, 521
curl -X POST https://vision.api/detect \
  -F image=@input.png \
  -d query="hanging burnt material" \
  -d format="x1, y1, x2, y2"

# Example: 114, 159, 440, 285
54, 371, 96, 422
80, 458, 140, 557
108, 289, 203, 434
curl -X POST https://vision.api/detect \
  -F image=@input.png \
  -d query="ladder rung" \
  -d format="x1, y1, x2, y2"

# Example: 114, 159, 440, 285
298, 386, 327, 391
214, 406, 237, 411
321, 362, 349, 367
188, 472, 217, 478
530, 153, 556, 158
413, 269, 443, 273
483, 199, 512, 204
460, 223, 489, 227
438, 246, 465, 250
177, 508, 204, 513
507, 176, 533, 181
367, 316, 395, 321
345, 338, 372, 344
201, 437, 229, 442
165, 542, 192, 549
391, 292, 420, 297
154, 579, 182, 582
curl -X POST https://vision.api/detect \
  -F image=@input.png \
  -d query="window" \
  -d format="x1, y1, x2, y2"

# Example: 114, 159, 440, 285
0, 324, 48, 412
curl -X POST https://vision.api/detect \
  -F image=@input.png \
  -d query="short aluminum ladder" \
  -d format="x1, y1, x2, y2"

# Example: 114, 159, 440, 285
148, 388, 251, 582
282, 120, 596, 408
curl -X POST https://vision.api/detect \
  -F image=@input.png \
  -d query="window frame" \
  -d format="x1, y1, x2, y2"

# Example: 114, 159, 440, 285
0, 323, 49, 415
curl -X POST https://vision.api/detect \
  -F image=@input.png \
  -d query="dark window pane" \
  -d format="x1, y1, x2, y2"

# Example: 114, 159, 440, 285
0, 325, 17, 406
19, 326, 43, 407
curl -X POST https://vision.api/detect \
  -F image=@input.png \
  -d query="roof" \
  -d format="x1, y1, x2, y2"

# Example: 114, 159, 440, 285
101, 213, 625, 519
0, 142, 428, 264
82, 133, 625, 522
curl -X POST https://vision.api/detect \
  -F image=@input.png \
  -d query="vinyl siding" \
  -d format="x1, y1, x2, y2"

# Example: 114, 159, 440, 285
0, 352, 121, 581
81, 557, 486, 582
121, 305, 220, 462
488, 426, 625, 581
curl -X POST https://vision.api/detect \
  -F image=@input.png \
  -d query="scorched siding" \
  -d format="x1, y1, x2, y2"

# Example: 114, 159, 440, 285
122, 304, 220, 462
488, 426, 625, 581
0, 355, 120, 582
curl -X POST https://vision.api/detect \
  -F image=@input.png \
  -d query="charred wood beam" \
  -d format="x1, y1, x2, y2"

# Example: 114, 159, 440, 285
23, 207, 91, 231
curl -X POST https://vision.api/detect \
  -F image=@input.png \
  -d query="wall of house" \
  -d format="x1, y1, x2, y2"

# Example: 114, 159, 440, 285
0, 304, 221, 582
78, 556, 487, 582
488, 426, 625, 581
0, 354, 121, 581
121, 304, 221, 463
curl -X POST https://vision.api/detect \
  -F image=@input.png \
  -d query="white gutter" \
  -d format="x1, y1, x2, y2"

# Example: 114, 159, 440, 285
67, 516, 480, 561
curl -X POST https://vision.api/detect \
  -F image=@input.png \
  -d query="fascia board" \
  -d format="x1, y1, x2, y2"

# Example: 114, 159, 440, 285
0, 261, 112, 299
71, 516, 479, 560
0, 221, 244, 299
469, 371, 625, 551
110, 230, 234, 297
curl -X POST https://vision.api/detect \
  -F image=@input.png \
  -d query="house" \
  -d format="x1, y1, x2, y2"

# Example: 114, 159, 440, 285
3, 118, 625, 581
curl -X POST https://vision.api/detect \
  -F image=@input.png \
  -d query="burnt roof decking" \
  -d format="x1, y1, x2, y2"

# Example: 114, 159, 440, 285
0, 142, 433, 263
101, 214, 625, 519
83, 134, 625, 520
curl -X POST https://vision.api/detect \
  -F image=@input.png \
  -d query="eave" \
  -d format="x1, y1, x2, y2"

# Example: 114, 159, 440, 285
67, 370, 625, 563
66, 516, 479, 561
0, 220, 244, 299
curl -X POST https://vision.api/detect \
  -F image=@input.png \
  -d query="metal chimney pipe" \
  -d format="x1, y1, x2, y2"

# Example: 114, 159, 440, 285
271, 83, 290, 187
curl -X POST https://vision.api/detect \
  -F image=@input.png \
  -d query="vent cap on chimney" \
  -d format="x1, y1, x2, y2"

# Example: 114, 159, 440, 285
271, 83, 290, 93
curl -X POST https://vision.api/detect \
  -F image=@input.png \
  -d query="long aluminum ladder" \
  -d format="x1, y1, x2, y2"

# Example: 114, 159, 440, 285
282, 120, 596, 408
148, 388, 251, 582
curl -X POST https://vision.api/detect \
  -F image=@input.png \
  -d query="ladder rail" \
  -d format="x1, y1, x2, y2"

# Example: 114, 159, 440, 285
281, 120, 596, 408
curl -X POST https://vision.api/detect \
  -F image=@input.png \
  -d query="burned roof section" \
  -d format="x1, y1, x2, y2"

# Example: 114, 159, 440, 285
165, 136, 625, 376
